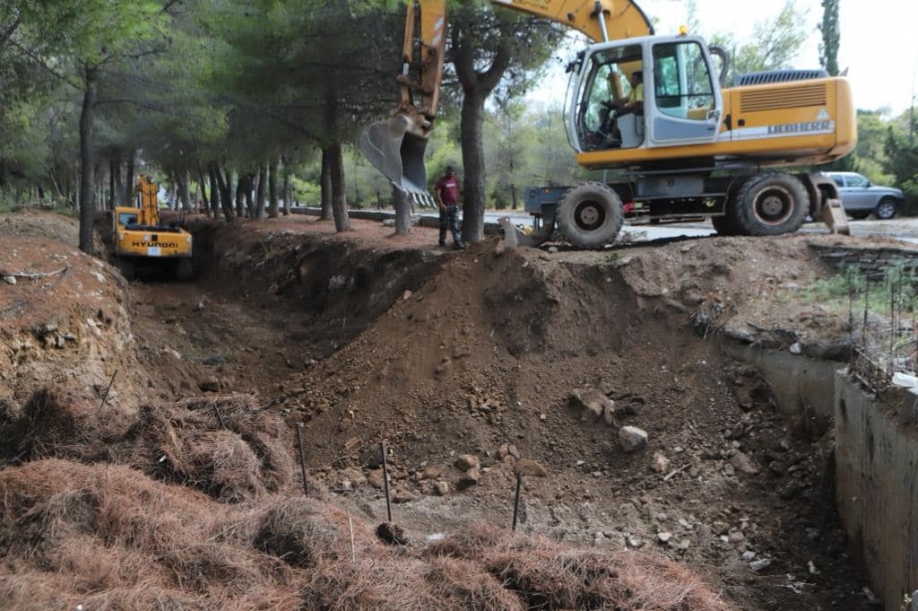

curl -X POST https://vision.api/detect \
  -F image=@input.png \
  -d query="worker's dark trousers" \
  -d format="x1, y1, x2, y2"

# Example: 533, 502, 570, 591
439, 205, 461, 246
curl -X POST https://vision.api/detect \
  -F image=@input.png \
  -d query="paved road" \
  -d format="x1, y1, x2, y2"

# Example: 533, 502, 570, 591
300, 206, 918, 245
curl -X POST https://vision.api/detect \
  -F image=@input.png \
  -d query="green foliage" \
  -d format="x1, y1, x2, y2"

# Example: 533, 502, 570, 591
809, 267, 867, 304
290, 176, 321, 207
818, 0, 840, 76
884, 127, 918, 203
708, 1, 808, 78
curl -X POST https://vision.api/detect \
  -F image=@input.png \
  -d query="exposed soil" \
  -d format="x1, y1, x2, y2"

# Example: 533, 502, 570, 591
2, 209, 912, 610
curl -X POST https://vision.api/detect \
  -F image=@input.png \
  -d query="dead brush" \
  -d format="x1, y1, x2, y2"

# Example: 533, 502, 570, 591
132, 395, 295, 502
254, 498, 382, 567
0, 385, 134, 463
424, 522, 535, 559
158, 541, 291, 595
425, 523, 729, 611
299, 557, 437, 611
0, 460, 219, 557
614, 551, 731, 611
422, 556, 526, 611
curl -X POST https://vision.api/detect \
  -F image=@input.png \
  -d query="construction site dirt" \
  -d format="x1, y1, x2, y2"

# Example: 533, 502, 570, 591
2, 209, 912, 610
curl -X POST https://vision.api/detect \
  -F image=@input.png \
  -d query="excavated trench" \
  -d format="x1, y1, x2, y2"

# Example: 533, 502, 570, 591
2, 214, 903, 610
176, 222, 880, 610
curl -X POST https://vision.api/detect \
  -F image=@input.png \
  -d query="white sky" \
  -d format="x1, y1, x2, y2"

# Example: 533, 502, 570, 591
529, 0, 918, 116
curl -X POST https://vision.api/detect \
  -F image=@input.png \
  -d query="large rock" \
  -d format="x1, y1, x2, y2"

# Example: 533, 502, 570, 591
619, 426, 648, 453
454, 454, 480, 471
513, 459, 548, 477
570, 388, 617, 426
456, 468, 480, 490
417, 465, 442, 481
367, 469, 386, 489
730, 452, 759, 475
650, 452, 670, 473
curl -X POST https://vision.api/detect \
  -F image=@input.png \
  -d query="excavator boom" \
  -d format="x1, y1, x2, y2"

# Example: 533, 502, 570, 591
359, 0, 653, 202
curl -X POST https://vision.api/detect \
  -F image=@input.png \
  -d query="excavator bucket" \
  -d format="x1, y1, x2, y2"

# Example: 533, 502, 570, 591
359, 116, 435, 207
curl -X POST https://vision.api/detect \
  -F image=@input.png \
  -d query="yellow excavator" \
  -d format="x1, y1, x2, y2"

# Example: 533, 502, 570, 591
107, 174, 194, 280
360, 0, 855, 248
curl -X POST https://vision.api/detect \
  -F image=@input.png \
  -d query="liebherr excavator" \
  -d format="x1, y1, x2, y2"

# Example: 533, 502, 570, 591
360, 0, 857, 248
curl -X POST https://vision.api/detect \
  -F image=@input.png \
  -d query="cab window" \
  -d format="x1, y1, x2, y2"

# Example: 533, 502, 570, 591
652, 41, 715, 119
119, 212, 139, 226
576, 46, 642, 136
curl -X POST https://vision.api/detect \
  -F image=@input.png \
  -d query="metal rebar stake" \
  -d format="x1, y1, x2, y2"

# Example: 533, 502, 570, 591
296, 422, 309, 496
212, 402, 226, 429
98, 369, 119, 412
381, 440, 392, 523
512, 473, 523, 531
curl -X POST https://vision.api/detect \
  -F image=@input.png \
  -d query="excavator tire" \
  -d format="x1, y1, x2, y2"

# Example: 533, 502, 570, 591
556, 182, 624, 249
711, 185, 750, 237
734, 173, 809, 236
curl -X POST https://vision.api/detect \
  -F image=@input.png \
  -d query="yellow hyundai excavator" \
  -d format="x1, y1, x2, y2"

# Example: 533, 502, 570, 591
360, 0, 856, 248
106, 174, 194, 280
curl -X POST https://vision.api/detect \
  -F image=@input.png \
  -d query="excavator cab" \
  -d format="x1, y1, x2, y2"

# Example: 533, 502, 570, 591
566, 36, 724, 158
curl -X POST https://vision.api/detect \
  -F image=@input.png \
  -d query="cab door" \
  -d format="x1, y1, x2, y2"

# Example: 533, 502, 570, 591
647, 38, 723, 146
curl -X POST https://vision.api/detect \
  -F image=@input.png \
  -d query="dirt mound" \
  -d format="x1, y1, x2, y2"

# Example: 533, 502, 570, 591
0, 219, 147, 412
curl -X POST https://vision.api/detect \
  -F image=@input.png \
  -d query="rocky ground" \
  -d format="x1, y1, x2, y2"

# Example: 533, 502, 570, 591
2, 209, 914, 610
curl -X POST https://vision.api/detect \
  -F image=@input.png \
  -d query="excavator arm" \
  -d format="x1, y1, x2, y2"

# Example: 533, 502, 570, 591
359, 0, 653, 202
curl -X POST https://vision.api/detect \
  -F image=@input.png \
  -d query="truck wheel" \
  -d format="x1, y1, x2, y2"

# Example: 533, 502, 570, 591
556, 182, 623, 249
734, 173, 809, 236
874, 197, 897, 220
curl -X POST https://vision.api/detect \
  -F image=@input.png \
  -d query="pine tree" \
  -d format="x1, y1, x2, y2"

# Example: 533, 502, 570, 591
819, 0, 840, 76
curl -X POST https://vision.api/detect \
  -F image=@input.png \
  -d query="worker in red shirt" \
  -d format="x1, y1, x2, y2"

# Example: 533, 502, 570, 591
434, 165, 464, 249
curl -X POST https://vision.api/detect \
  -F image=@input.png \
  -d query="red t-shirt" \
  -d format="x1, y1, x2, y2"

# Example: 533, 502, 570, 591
435, 174, 459, 206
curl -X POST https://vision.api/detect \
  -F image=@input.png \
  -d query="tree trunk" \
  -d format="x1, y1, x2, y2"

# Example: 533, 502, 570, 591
327, 143, 350, 232
320, 150, 332, 220
78, 67, 98, 254
393, 186, 411, 235
196, 165, 209, 215
212, 163, 234, 222
206, 167, 217, 217
282, 159, 291, 216
242, 173, 255, 217
179, 171, 192, 211
268, 158, 279, 218
235, 173, 247, 217
255, 164, 267, 219
459, 90, 487, 243
124, 152, 136, 207
108, 157, 117, 209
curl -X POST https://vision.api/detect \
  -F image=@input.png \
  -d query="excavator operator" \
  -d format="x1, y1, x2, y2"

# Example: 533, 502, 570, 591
599, 69, 643, 147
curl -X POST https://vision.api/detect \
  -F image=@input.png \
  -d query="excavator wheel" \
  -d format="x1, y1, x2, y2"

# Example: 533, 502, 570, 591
555, 182, 624, 249
711, 186, 750, 237
734, 173, 809, 236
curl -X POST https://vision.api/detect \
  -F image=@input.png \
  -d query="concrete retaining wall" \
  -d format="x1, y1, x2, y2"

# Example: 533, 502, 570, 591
835, 373, 918, 611
720, 344, 838, 434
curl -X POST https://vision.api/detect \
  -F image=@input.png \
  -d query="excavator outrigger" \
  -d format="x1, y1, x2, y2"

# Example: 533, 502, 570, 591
361, 0, 855, 247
